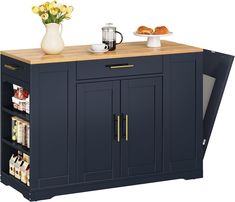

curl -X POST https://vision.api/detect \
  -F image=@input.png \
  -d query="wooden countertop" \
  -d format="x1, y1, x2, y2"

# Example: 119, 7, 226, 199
1, 41, 203, 65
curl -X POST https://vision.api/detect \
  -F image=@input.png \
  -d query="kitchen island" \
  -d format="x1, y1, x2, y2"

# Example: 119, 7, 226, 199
0, 41, 234, 201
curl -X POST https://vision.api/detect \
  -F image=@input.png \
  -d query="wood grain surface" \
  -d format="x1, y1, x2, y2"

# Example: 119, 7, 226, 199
1, 41, 203, 64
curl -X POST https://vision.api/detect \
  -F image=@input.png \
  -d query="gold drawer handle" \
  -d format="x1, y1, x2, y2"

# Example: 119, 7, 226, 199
109, 64, 134, 69
4, 64, 17, 71
126, 114, 129, 141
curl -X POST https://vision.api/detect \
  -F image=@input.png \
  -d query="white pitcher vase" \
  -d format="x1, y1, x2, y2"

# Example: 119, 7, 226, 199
41, 23, 64, 55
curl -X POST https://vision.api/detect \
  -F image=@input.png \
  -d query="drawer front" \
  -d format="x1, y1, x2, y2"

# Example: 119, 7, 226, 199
1, 55, 30, 82
76, 56, 163, 80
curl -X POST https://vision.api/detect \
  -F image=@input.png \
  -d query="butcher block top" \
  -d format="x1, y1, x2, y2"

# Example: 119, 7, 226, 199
1, 40, 203, 65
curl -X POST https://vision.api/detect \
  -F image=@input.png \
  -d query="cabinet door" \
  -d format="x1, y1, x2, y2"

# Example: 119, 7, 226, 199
30, 62, 76, 189
77, 81, 121, 183
163, 53, 203, 173
121, 77, 163, 177
202, 50, 234, 157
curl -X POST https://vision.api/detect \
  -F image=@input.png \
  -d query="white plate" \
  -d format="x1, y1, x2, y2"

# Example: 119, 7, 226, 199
88, 48, 109, 54
134, 32, 173, 37
134, 32, 173, 48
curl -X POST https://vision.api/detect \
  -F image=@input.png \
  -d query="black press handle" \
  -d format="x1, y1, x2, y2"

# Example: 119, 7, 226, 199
116, 31, 123, 45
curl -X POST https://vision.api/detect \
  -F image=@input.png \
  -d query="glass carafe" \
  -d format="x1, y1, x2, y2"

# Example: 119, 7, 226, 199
102, 23, 123, 51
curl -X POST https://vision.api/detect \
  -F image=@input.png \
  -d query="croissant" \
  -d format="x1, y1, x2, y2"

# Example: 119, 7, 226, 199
153, 26, 169, 35
137, 26, 153, 35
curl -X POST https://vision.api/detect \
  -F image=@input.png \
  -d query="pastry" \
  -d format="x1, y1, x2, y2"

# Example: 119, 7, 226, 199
153, 26, 169, 35
137, 26, 153, 35
137, 26, 148, 32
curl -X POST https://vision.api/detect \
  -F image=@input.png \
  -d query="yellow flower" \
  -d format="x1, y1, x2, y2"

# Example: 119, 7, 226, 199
65, 13, 71, 20
50, 8, 59, 15
44, 2, 49, 7
32, 6, 39, 14
39, 5, 46, 12
59, 5, 67, 13
51, 1, 58, 8
41, 13, 49, 21
44, 2, 52, 10
66, 6, 74, 14
32, 1, 73, 23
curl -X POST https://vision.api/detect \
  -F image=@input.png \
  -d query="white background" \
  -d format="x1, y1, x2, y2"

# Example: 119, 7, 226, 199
0, 0, 235, 201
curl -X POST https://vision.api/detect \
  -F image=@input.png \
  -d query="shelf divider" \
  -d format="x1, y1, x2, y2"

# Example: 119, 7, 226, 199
2, 106, 30, 122
2, 138, 30, 155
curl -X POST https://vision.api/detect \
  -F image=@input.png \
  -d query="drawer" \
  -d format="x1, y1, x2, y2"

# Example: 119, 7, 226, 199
76, 56, 163, 80
1, 55, 30, 82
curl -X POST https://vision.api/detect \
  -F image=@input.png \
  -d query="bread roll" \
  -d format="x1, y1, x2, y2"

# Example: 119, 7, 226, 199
137, 26, 153, 35
153, 26, 169, 35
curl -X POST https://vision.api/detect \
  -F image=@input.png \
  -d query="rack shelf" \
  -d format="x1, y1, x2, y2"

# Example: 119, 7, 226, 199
2, 106, 30, 122
1, 171, 30, 188
1, 171, 30, 200
2, 138, 30, 155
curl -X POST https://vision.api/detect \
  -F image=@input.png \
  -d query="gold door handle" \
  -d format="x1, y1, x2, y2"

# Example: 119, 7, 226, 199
109, 64, 134, 69
126, 114, 129, 141
117, 115, 121, 143
4, 64, 17, 71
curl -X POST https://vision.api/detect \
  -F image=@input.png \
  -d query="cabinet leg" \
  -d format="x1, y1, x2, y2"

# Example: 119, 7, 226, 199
0, 178, 9, 186
184, 177, 196, 180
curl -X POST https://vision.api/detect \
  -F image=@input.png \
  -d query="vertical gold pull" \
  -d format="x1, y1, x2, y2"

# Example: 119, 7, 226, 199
117, 115, 120, 143
126, 114, 129, 141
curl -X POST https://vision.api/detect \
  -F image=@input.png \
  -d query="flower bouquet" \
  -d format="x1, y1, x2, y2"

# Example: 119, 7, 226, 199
32, 1, 74, 54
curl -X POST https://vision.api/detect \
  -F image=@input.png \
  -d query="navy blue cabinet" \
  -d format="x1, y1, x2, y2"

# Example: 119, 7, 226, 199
30, 63, 74, 189
76, 81, 121, 182
1, 51, 233, 201
163, 54, 203, 173
121, 77, 163, 177
76, 76, 163, 181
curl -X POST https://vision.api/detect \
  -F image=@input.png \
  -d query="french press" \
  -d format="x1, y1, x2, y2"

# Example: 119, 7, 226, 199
102, 23, 123, 51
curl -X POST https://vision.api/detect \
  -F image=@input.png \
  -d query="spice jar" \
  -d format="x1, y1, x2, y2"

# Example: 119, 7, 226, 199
14, 87, 25, 100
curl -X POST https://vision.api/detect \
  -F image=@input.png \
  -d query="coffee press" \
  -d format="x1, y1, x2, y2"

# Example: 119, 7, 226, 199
102, 23, 123, 51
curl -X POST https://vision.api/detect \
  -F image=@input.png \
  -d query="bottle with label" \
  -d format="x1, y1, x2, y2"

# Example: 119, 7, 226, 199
21, 161, 29, 184
27, 167, 30, 187
17, 121, 23, 144
26, 95, 30, 114
15, 156, 23, 180
9, 154, 18, 176
11, 117, 18, 142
